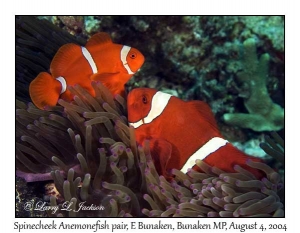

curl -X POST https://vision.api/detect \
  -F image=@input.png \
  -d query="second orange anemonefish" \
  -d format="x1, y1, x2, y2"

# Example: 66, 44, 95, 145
29, 32, 145, 110
127, 88, 264, 179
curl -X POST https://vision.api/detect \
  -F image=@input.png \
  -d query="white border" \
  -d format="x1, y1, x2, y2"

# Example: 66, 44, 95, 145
2, 1, 298, 232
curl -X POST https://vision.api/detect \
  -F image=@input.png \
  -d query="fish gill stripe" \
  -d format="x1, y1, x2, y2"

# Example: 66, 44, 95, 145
129, 91, 173, 128
120, 45, 135, 74
56, 76, 67, 94
81, 46, 98, 74
180, 137, 229, 174
129, 119, 143, 128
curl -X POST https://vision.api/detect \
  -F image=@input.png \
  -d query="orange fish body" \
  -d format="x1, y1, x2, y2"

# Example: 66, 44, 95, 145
127, 88, 264, 179
29, 32, 145, 109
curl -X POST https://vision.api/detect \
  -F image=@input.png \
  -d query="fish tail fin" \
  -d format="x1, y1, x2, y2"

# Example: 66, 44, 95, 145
29, 72, 61, 110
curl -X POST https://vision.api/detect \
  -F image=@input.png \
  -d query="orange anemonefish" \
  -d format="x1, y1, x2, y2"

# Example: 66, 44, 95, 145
29, 32, 145, 110
127, 88, 264, 179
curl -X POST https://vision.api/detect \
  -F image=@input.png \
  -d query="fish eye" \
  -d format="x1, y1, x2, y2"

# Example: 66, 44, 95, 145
142, 95, 147, 104
129, 52, 137, 59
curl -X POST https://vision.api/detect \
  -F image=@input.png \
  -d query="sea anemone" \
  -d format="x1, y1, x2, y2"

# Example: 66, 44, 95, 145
16, 82, 284, 217
260, 131, 284, 166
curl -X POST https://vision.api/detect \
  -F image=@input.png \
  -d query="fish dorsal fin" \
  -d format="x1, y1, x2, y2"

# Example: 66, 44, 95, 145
86, 32, 113, 48
50, 43, 82, 77
187, 100, 219, 130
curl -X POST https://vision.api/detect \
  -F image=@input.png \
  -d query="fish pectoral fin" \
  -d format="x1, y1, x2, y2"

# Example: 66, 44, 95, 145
50, 43, 82, 77
86, 32, 112, 49
149, 138, 173, 176
90, 73, 125, 96
29, 72, 61, 110
187, 100, 219, 130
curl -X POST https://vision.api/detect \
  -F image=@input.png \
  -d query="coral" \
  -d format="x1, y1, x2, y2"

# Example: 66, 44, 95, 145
84, 16, 101, 34
58, 16, 84, 35
16, 83, 284, 217
242, 16, 284, 51
223, 38, 284, 131
130, 16, 149, 32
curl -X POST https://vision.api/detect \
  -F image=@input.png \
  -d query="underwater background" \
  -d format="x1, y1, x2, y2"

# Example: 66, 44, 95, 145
16, 16, 284, 217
